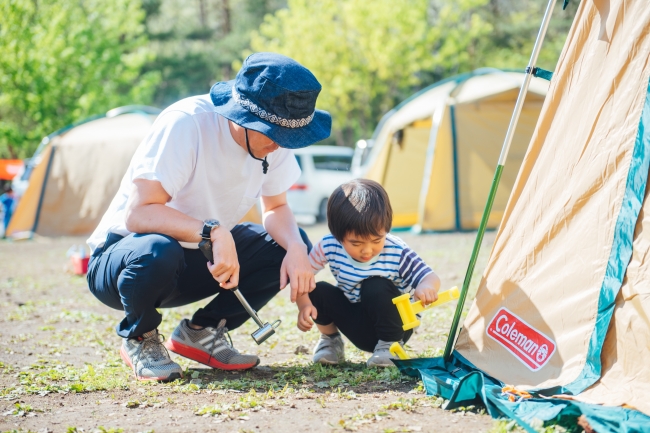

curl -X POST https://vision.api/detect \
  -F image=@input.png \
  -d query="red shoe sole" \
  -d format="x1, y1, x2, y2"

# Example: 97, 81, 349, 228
165, 338, 259, 371
119, 346, 182, 382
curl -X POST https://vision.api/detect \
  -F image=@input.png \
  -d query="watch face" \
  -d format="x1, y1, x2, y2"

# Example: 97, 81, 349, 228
204, 219, 219, 228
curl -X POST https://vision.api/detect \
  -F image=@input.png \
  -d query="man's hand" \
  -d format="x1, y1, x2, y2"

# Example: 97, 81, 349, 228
297, 303, 318, 332
260, 191, 315, 302
207, 227, 240, 289
280, 243, 316, 302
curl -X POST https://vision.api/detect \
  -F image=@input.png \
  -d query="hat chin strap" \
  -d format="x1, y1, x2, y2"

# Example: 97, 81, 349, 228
245, 129, 269, 174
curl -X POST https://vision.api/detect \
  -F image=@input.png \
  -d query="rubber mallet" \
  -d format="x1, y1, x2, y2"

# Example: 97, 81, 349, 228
392, 287, 460, 331
199, 239, 280, 344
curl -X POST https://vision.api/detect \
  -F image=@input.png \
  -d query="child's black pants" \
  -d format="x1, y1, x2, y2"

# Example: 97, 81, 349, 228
308, 277, 413, 352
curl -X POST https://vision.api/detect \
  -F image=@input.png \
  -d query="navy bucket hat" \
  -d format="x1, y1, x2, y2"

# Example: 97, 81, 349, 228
210, 52, 332, 149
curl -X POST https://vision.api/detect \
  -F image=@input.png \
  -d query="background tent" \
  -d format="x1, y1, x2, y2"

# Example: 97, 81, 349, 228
7, 108, 160, 238
356, 70, 549, 231
7, 106, 262, 239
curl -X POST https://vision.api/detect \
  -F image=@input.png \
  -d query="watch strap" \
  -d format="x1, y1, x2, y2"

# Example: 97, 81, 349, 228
201, 223, 212, 239
201, 219, 220, 239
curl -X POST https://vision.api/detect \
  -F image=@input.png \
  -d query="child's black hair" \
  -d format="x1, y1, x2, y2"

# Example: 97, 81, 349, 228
327, 179, 392, 242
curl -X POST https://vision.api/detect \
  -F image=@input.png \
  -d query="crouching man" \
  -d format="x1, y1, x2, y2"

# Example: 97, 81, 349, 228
86, 53, 331, 381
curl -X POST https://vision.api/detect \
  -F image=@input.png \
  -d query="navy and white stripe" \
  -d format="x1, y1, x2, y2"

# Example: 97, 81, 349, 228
309, 233, 434, 303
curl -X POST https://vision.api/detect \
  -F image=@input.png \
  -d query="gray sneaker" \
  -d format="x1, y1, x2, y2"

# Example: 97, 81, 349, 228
366, 340, 398, 368
313, 334, 345, 365
165, 319, 259, 370
120, 329, 183, 381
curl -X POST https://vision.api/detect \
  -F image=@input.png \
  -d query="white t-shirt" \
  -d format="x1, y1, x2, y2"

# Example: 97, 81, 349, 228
87, 94, 301, 253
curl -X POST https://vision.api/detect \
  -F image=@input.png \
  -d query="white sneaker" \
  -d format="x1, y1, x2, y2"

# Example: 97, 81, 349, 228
312, 334, 345, 365
366, 340, 398, 368
120, 329, 183, 381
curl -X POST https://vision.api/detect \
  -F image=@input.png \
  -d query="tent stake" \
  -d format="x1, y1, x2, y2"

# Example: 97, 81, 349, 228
443, 0, 558, 361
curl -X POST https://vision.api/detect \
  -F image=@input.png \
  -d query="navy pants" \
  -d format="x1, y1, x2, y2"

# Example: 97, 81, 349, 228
87, 223, 311, 339
308, 277, 413, 352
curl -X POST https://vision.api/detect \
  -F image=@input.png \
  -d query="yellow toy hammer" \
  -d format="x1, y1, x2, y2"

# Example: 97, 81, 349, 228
389, 342, 409, 360
392, 287, 460, 331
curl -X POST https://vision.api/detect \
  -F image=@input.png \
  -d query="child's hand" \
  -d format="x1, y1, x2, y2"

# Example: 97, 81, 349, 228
413, 272, 441, 306
297, 304, 318, 332
414, 285, 439, 306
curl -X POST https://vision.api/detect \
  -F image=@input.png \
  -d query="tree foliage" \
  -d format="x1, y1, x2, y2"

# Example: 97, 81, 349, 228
480, 0, 579, 72
249, 0, 578, 145
0, 0, 579, 157
142, 0, 286, 108
250, 0, 493, 146
0, 0, 159, 158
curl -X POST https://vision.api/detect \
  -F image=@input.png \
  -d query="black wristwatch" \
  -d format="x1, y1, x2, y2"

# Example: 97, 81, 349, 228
201, 219, 220, 240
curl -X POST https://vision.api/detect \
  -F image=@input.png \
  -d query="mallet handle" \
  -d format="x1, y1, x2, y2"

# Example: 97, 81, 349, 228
413, 286, 460, 314
231, 288, 265, 328
199, 238, 265, 328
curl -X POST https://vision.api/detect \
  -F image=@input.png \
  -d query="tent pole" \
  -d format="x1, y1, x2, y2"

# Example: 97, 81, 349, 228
31, 145, 56, 237
450, 105, 461, 231
443, 0, 557, 361
414, 100, 447, 233
380, 134, 395, 187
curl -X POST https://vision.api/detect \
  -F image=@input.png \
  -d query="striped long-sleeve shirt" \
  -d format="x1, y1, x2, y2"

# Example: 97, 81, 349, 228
309, 233, 434, 303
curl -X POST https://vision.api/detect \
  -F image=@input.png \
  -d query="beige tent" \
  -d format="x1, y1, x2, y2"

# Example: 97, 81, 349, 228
358, 70, 549, 230
7, 109, 160, 237
454, 0, 650, 416
8, 106, 262, 238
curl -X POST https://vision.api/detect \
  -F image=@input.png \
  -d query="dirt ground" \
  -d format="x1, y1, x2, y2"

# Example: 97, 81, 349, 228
0, 225, 498, 433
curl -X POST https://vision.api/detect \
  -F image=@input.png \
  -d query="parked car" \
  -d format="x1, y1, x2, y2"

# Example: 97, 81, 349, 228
288, 145, 355, 224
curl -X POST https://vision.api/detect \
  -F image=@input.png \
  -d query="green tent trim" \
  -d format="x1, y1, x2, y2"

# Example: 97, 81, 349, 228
394, 354, 650, 433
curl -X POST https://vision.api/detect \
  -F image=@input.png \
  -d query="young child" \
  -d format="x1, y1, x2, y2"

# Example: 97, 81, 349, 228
296, 179, 441, 367
0, 185, 15, 238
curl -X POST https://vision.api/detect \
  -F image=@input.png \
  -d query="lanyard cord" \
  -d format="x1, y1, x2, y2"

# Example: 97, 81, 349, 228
245, 129, 269, 174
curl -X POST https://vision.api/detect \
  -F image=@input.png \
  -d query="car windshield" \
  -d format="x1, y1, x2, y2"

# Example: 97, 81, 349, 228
312, 154, 352, 171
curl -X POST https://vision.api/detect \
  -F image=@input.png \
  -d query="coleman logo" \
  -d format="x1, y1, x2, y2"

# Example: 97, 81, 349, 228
486, 307, 556, 371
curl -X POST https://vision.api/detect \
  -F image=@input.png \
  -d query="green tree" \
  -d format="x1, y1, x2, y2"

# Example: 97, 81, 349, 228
0, 0, 160, 158
143, 0, 286, 109
249, 0, 578, 146
479, 0, 579, 72
250, 0, 493, 146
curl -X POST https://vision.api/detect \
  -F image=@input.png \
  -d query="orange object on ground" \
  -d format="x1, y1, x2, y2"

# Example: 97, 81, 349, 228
502, 385, 532, 402
0, 159, 23, 180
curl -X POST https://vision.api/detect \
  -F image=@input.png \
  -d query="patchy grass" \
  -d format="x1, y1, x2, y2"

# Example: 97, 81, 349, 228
2, 402, 43, 417
2, 358, 129, 399
0, 230, 504, 432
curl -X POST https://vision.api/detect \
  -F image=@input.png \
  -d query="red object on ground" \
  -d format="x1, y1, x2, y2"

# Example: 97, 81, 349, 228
164, 338, 259, 370
71, 256, 89, 275
0, 159, 24, 180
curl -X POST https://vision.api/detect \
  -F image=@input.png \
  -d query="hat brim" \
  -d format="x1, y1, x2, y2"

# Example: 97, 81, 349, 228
210, 81, 332, 149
